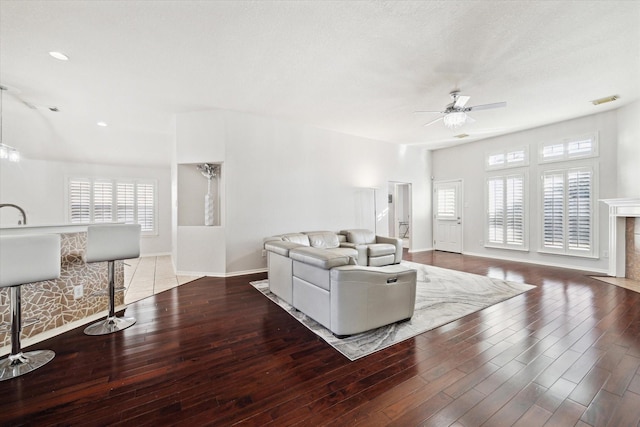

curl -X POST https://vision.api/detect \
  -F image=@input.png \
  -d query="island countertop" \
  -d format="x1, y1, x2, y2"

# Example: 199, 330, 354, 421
0, 223, 122, 236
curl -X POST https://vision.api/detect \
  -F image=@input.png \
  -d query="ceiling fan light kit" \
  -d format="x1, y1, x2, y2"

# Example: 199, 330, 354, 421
419, 90, 507, 130
443, 111, 468, 129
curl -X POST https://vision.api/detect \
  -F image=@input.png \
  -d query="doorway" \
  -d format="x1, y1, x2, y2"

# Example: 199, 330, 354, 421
433, 179, 463, 253
388, 182, 412, 250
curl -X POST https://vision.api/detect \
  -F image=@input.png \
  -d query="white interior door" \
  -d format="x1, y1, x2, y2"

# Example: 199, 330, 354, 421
433, 180, 462, 253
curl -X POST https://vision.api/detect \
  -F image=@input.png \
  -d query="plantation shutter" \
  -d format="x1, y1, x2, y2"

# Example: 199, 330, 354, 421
542, 172, 564, 249
487, 178, 504, 244
567, 169, 592, 251
505, 176, 524, 245
69, 179, 91, 223
117, 183, 135, 223
486, 174, 525, 247
136, 183, 155, 232
93, 181, 113, 223
437, 187, 456, 219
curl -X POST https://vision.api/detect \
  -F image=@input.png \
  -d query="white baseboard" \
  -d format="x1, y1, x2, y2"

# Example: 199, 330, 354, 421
175, 267, 268, 278
462, 250, 608, 275
139, 251, 172, 258
408, 246, 433, 253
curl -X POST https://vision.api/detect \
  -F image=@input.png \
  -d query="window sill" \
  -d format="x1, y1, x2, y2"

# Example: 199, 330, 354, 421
484, 244, 529, 252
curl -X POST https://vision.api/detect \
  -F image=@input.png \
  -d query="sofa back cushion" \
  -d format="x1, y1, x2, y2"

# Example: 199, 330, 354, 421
282, 233, 310, 246
305, 231, 340, 249
343, 229, 376, 245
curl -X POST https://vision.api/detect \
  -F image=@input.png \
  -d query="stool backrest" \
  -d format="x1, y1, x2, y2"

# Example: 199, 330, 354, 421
85, 224, 141, 263
0, 234, 61, 288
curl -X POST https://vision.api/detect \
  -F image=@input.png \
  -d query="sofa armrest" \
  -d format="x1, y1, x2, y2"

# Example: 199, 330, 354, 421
340, 242, 367, 266
375, 235, 403, 264
329, 265, 417, 335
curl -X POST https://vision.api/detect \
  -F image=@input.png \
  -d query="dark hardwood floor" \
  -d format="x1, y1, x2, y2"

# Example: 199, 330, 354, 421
2, 250, 640, 426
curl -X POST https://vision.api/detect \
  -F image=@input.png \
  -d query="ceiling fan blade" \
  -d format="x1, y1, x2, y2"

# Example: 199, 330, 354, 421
454, 95, 470, 108
423, 116, 443, 127
467, 101, 507, 111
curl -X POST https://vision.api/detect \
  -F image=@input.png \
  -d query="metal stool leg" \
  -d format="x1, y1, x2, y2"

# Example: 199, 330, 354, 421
84, 260, 136, 335
0, 286, 55, 381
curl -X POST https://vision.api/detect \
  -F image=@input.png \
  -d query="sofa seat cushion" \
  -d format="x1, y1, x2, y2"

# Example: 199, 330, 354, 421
289, 247, 355, 269
305, 231, 341, 249
264, 241, 303, 257
367, 243, 396, 257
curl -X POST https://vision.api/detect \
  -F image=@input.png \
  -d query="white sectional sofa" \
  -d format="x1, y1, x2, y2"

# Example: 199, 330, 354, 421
263, 230, 416, 336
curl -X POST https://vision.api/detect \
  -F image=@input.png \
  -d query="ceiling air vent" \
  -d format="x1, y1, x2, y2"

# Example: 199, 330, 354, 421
591, 95, 619, 106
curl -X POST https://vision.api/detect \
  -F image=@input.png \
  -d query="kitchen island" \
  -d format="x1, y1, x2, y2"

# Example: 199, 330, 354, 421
0, 224, 126, 354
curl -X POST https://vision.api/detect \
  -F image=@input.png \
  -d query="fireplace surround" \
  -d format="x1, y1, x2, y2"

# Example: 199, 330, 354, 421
601, 199, 640, 277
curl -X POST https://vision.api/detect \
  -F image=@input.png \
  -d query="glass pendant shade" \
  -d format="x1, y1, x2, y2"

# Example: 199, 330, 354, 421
443, 111, 467, 129
0, 85, 20, 162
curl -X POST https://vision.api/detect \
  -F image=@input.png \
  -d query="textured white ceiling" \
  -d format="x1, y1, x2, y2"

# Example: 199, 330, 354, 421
1, 1, 638, 166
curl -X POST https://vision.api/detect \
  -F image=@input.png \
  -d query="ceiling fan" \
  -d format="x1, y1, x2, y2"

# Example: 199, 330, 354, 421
417, 91, 506, 129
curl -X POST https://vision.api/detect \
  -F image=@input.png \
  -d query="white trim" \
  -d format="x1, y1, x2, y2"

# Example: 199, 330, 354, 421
461, 250, 608, 275
600, 198, 640, 277
409, 246, 433, 253
175, 267, 268, 277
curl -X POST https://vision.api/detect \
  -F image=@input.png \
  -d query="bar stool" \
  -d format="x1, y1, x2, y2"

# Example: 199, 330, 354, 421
83, 224, 141, 336
0, 234, 61, 381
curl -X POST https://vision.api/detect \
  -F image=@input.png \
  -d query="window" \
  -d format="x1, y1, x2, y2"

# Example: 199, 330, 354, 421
486, 173, 527, 249
486, 147, 528, 170
68, 178, 157, 235
436, 186, 456, 219
540, 166, 596, 256
539, 133, 598, 163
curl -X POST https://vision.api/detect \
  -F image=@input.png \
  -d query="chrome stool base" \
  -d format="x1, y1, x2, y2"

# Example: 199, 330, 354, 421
84, 315, 136, 336
0, 350, 55, 381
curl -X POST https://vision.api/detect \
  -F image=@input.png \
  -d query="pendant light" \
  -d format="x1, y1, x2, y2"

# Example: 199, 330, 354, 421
0, 85, 20, 162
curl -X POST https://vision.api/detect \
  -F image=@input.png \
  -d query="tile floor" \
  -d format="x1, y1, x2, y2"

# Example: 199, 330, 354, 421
591, 275, 640, 294
123, 255, 201, 304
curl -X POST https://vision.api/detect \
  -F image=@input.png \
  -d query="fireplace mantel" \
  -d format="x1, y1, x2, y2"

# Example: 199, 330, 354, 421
601, 198, 640, 277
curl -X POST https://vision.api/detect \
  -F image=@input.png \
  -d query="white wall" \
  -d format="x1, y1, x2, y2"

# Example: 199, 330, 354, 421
175, 109, 432, 275
0, 158, 172, 255
617, 100, 640, 198
432, 110, 618, 273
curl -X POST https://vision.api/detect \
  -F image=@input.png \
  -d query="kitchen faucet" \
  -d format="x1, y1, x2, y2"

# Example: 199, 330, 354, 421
0, 203, 27, 225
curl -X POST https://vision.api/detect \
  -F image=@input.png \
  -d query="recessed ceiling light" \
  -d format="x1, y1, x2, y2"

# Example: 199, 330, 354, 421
454, 133, 469, 139
49, 51, 69, 61
591, 95, 619, 105
97, 121, 108, 127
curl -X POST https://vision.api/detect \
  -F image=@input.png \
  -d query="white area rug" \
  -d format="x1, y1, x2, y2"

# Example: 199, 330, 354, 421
251, 260, 536, 361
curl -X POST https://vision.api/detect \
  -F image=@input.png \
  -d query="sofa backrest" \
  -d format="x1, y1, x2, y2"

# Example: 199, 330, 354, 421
342, 229, 376, 245
282, 233, 310, 246
305, 231, 340, 249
